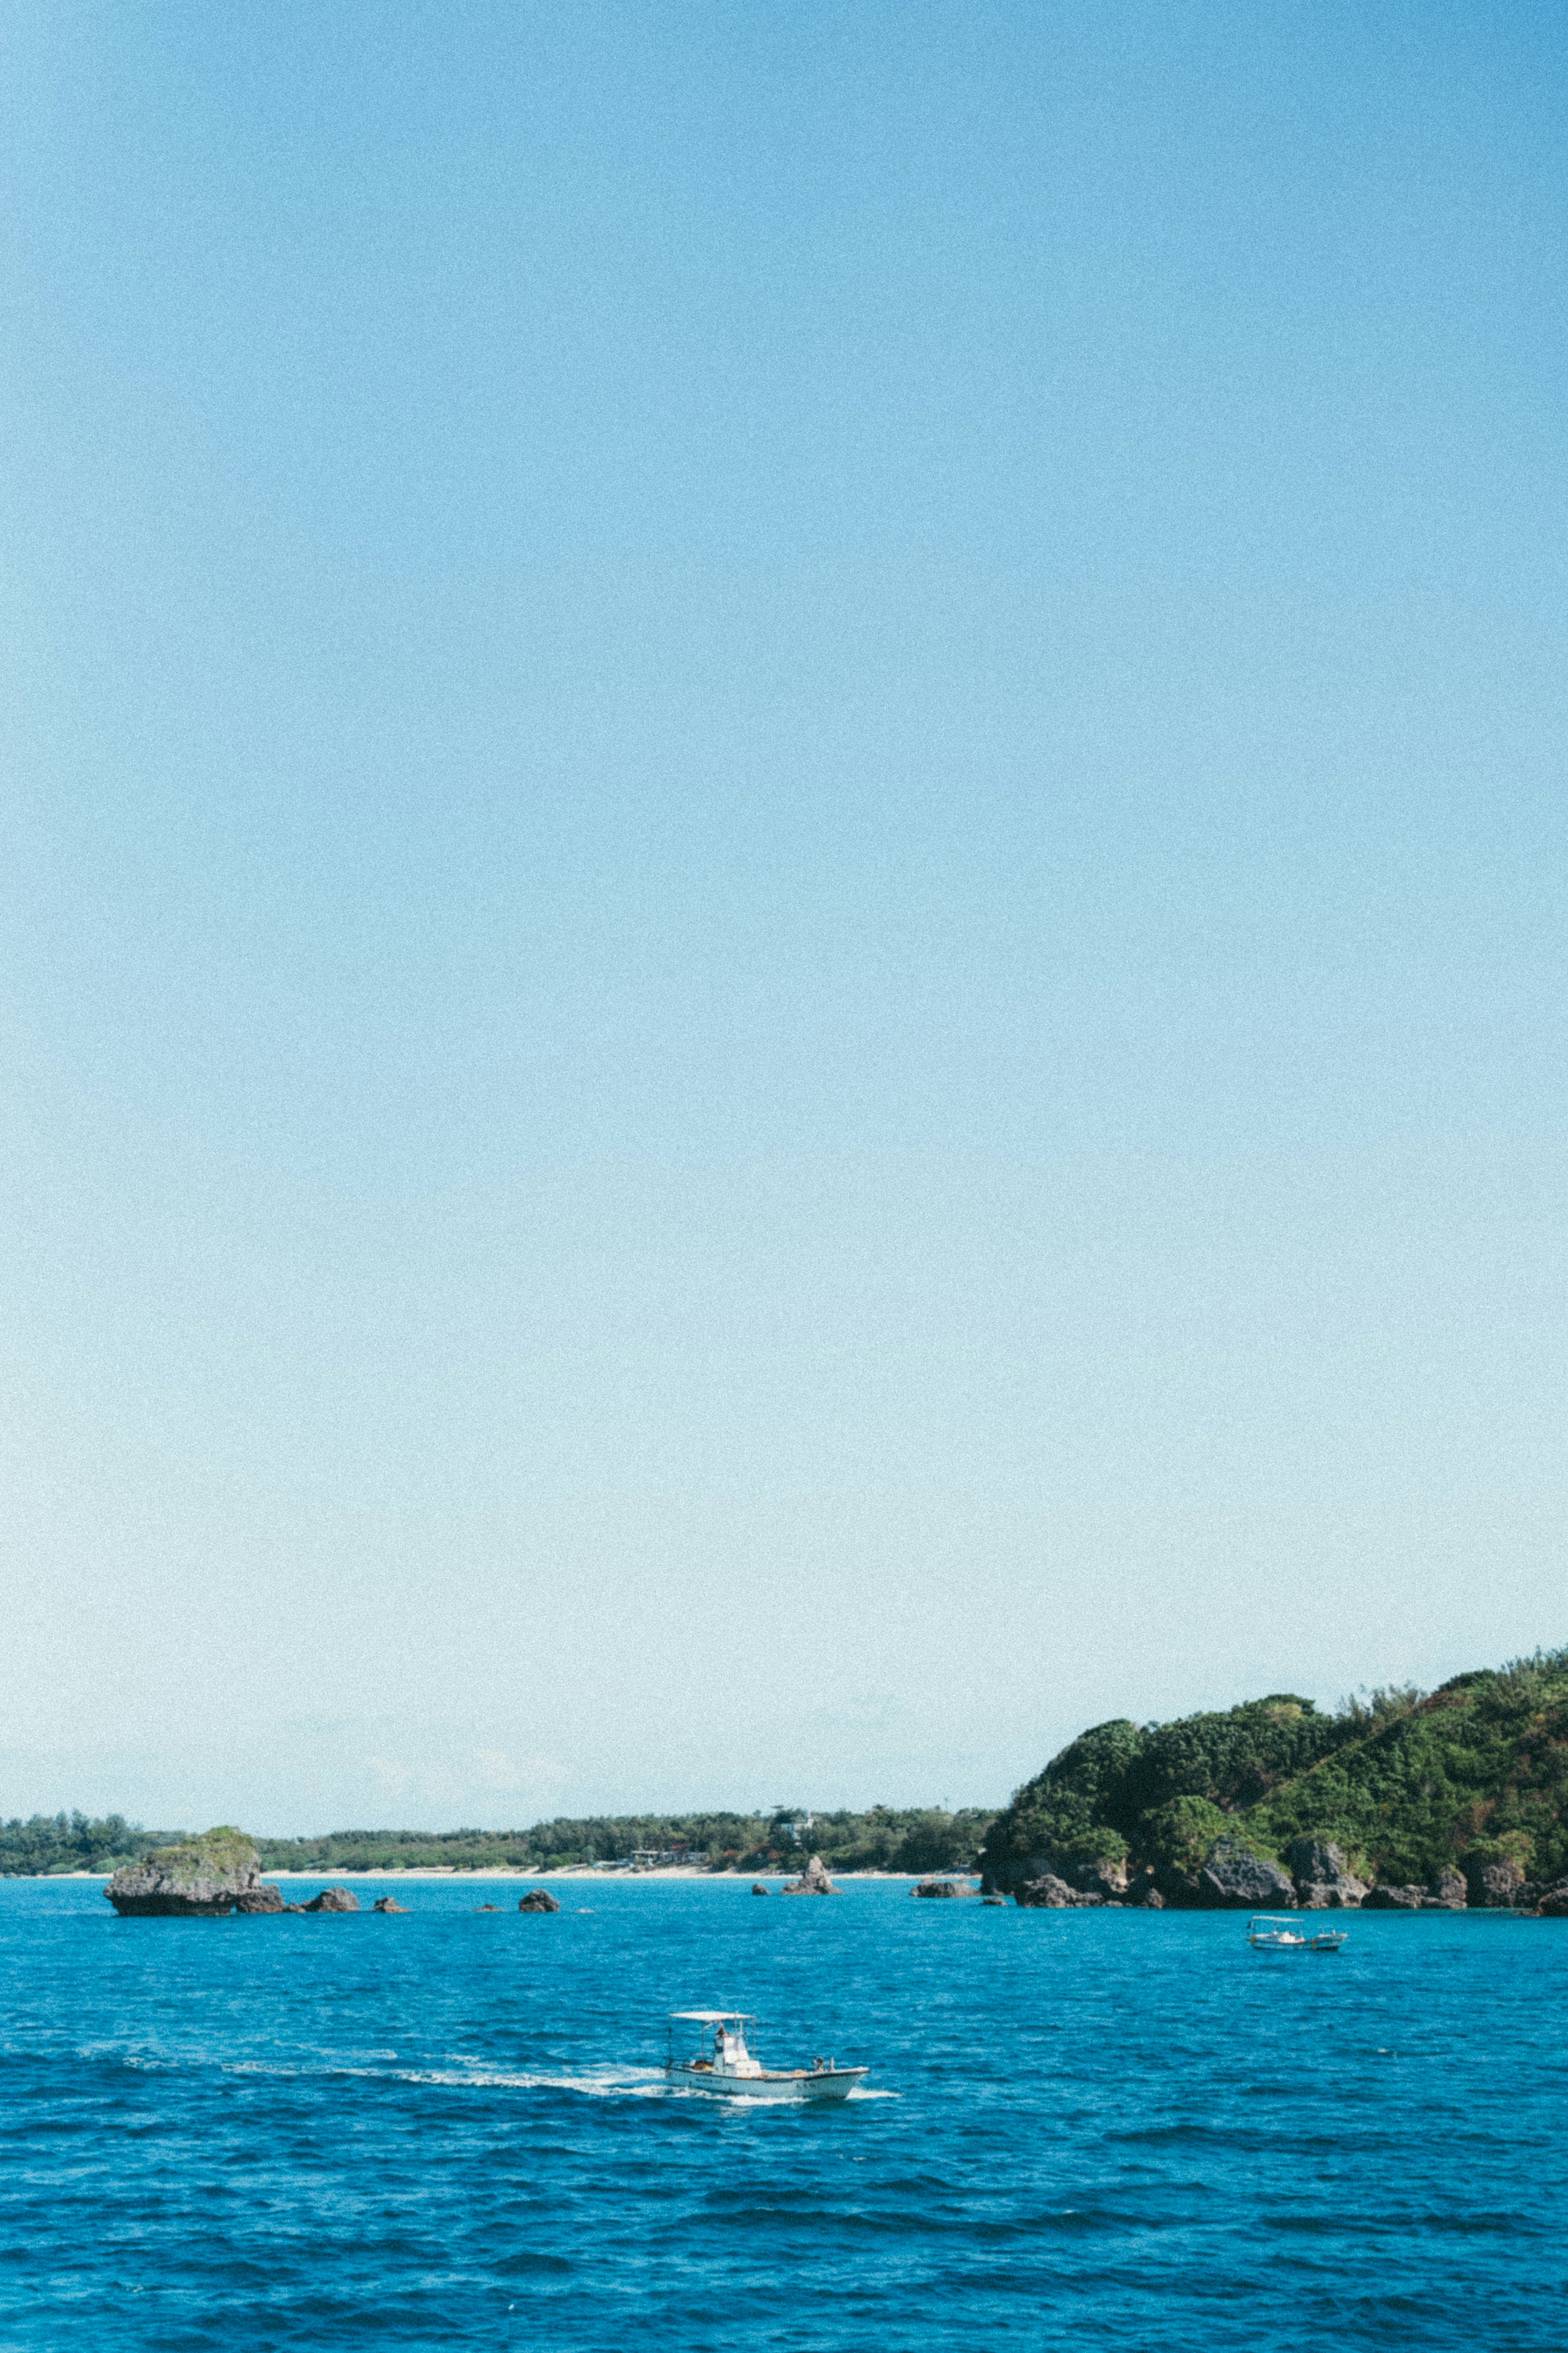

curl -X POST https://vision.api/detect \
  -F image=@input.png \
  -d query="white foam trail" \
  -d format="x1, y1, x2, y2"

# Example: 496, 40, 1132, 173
222, 2056, 670, 2099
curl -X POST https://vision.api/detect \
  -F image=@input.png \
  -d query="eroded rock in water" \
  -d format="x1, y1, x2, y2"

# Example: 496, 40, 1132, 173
520, 1889, 561, 1912
1196, 1840, 1294, 1909
1290, 1838, 1368, 1909
1465, 1856, 1526, 1909
751, 1883, 770, 1895
1427, 1868, 1467, 1910
781, 1855, 837, 1895
104, 1829, 277, 1918
1363, 1883, 1425, 1909
912, 1876, 976, 1898
1016, 1874, 1103, 1908
374, 1898, 408, 1912
1067, 1857, 1129, 1899
303, 1886, 359, 1912
234, 1884, 285, 1914
1533, 1879, 1568, 1918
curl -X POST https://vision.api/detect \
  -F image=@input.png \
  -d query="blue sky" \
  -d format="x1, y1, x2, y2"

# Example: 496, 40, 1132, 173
2, 2, 1565, 1833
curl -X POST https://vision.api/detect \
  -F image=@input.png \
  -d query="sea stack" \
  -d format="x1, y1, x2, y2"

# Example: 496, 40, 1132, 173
520, 1889, 561, 1912
781, 1855, 837, 1895
104, 1829, 279, 1918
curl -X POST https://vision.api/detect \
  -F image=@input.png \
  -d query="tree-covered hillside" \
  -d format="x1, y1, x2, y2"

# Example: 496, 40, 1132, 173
978, 1650, 1568, 1893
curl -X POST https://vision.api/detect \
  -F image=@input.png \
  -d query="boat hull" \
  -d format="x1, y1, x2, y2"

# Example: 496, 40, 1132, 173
667, 2064, 866, 2103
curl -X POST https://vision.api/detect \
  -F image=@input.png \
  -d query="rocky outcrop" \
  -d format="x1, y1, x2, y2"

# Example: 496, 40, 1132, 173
751, 1883, 770, 1895
234, 1884, 285, 1914
1064, 1857, 1129, 1898
1196, 1840, 1294, 1909
519, 1889, 561, 1912
1016, 1874, 1104, 1908
104, 1829, 278, 1918
984, 1850, 1127, 1902
1289, 1838, 1368, 1909
782, 1855, 837, 1895
373, 1898, 407, 1913
1465, 1856, 1526, 1909
303, 1886, 359, 1912
1533, 1879, 1568, 1917
982, 1894, 1007, 1905
912, 1876, 977, 1898
1361, 1872, 1468, 1909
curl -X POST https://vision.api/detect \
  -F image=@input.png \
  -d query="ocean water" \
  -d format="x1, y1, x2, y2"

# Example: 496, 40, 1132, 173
0, 1875, 1563, 2350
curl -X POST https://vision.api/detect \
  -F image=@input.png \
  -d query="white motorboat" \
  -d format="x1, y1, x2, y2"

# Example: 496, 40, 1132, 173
665, 2011, 868, 2102
1247, 1913, 1348, 1953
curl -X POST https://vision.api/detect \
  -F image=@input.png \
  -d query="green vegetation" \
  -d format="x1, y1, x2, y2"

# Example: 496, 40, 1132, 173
979, 1650, 1568, 1890
24, 1649, 1564, 1893
253, 1805, 993, 1876
0, 1813, 185, 1877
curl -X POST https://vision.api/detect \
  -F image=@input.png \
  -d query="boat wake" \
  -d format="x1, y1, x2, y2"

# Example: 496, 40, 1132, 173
223, 2056, 671, 2099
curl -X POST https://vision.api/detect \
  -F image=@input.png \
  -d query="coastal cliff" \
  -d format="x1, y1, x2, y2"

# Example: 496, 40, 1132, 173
980, 1650, 1568, 1908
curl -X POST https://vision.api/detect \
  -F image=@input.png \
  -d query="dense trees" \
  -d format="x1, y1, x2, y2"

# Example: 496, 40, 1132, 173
251, 1806, 993, 1876
0, 1806, 994, 1878
979, 1651, 1568, 1890
0, 1813, 178, 1876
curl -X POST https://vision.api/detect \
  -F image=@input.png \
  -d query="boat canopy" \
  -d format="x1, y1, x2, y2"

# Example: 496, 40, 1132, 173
669, 2010, 754, 2023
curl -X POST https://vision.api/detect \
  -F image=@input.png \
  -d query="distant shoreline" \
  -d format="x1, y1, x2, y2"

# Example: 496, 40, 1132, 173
32, 1867, 950, 1884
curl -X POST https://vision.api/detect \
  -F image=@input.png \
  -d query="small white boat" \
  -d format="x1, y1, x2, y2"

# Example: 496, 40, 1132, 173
1247, 1913, 1348, 1953
665, 2011, 868, 2102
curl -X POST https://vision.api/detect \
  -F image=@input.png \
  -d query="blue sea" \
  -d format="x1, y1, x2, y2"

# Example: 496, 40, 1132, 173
1, 1875, 1563, 2350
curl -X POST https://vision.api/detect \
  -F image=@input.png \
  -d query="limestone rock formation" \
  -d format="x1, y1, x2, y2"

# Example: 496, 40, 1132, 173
1428, 1868, 1468, 1910
1465, 1856, 1526, 1908
912, 1876, 977, 1898
751, 1883, 770, 1895
781, 1855, 837, 1894
1016, 1874, 1103, 1908
104, 1829, 278, 1918
303, 1886, 359, 1912
1066, 1857, 1129, 1899
1533, 1879, 1568, 1917
519, 1889, 561, 1912
373, 1898, 407, 1913
1289, 1838, 1368, 1909
1363, 1883, 1425, 1909
1196, 1840, 1294, 1909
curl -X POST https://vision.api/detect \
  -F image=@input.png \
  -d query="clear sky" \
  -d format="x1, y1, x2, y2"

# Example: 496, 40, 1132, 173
2, 2, 1565, 1835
